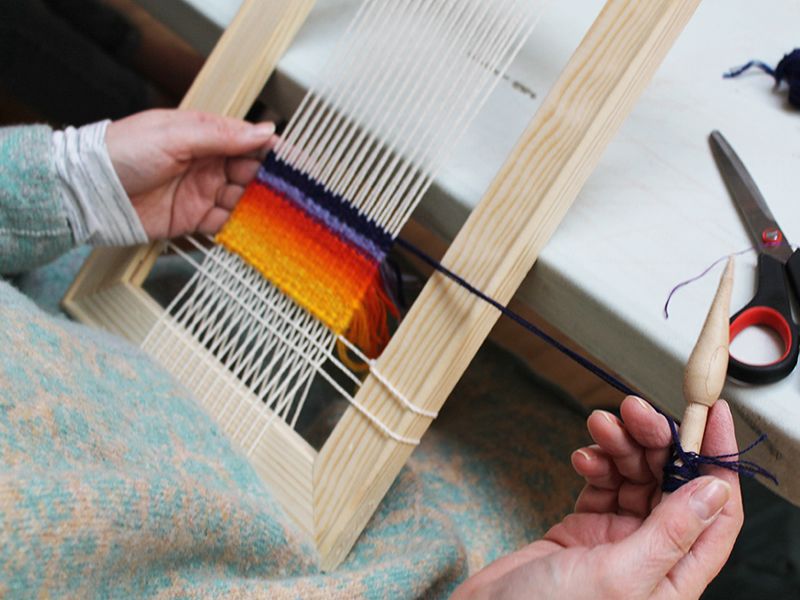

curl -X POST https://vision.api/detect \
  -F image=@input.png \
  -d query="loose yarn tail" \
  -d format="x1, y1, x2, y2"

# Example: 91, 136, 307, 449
724, 59, 776, 79
344, 268, 400, 360
725, 48, 800, 109
662, 415, 779, 492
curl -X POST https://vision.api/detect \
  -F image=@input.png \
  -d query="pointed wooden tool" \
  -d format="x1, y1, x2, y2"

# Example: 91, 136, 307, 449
679, 257, 735, 454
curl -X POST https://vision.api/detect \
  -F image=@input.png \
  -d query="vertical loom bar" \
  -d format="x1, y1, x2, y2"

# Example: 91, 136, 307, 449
314, 0, 702, 571
63, 0, 317, 324
180, 0, 317, 116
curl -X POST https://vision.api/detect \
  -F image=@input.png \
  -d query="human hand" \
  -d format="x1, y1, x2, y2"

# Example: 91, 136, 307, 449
106, 109, 277, 239
452, 397, 743, 600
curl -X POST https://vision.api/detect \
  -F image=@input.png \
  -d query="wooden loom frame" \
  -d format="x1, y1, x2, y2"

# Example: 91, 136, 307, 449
63, 0, 701, 570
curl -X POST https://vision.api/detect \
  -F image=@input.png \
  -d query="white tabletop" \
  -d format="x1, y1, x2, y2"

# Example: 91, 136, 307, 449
146, 0, 800, 502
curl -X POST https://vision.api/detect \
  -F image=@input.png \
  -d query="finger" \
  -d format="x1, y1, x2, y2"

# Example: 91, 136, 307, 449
699, 401, 743, 487
225, 158, 262, 187
196, 206, 232, 235
610, 475, 731, 592
619, 396, 673, 449
241, 134, 281, 161
587, 411, 652, 484
264, 133, 280, 158
646, 446, 671, 487
168, 112, 276, 160
217, 184, 246, 212
664, 400, 743, 595
618, 397, 674, 483
575, 485, 618, 514
571, 447, 623, 490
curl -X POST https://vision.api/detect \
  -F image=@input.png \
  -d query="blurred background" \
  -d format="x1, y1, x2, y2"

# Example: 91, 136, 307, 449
0, 0, 203, 126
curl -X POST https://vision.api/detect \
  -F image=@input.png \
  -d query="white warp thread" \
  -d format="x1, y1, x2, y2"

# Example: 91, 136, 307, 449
142, 0, 548, 448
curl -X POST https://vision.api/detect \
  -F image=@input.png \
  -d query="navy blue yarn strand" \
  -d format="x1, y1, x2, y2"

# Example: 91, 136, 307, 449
724, 60, 775, 79
662, 418, 779, 492
394, 238, 640, 397
395, 236, 778, 490
725, 48, 800, 109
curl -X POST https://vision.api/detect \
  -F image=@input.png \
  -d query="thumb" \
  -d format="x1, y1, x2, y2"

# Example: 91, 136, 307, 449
612, 476, 731, 583
169, 111, 276, 159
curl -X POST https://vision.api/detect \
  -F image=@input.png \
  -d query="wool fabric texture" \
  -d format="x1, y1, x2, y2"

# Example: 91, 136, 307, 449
0, 125, 587, 598
0, 126, 74, 274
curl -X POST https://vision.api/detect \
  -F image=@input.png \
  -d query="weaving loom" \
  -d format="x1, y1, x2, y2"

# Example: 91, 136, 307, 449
63, 0, 701, 569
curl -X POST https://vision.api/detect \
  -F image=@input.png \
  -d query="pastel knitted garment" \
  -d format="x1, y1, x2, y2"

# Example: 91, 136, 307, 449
0, 126, 73, 274
216, 155, 397, 357
0, 124, 587, 598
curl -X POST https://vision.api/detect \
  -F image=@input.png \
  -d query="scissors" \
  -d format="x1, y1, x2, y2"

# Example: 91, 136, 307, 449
709, 130, 800, 384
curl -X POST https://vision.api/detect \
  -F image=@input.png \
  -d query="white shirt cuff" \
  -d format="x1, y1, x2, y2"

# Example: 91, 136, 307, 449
52, 120, 149, 247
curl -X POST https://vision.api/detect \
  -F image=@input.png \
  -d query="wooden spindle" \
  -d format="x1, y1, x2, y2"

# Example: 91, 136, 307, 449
679, 257, 735, 454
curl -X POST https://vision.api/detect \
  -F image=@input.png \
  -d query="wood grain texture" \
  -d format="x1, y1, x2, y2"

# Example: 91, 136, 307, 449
66, 282, 163, 344
680, 257, 733, 454
401, 219, 625, 411
180, 0, 315, 116
313, 0, 702, 571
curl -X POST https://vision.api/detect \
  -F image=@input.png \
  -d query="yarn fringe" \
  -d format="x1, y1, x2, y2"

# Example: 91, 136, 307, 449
343, 268, 400, 360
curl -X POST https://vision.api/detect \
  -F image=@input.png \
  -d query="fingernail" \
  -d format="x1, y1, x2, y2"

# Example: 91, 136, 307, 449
635, 397, 655, 413
593, 410, 616, 425
690, 479, 731, 521
251, 122, 275, 139
575, 449, 593, 462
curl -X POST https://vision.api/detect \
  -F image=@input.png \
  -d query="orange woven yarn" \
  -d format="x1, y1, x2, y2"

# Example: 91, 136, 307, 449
216, 182, 397, 357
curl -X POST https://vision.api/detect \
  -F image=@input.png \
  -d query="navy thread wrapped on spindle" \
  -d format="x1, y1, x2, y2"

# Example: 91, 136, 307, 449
396, 237, 778, 492
662, 416, 778, 492
725, 48, 800, 109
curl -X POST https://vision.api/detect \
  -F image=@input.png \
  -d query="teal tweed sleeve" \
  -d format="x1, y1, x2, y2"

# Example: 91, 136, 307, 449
0, 126, 74, 275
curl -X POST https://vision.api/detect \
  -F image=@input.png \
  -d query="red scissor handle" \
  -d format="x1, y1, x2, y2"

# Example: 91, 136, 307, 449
730, 306, 793, 362
728, 254, 799, 384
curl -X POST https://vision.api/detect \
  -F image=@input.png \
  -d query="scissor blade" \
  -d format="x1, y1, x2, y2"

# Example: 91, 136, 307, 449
709, 130, 793, 262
